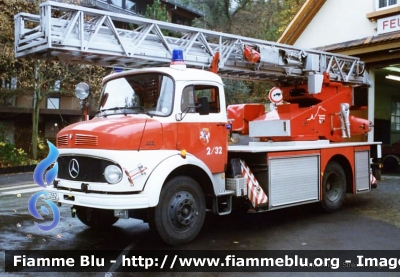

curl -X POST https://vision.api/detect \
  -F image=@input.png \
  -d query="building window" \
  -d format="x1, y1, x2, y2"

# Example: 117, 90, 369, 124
391, 101, 400, 131
47, 97, 60, 109
54, 80, 61, 92
1, 77, 17, 89
377, 0, 397, 9
110, 0, 135, 10
10, 77, 17, 89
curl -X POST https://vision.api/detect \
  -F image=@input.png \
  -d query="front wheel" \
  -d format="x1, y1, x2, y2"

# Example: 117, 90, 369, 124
152, 176, 206, 246
75, 206, 119, 230
321, 161, 346, 212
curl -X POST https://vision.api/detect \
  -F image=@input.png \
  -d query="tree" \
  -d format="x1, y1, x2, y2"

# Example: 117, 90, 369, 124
223, 79, 251, 105
180, 0, 306, 41
16, 60, 105, 159
0, 0, 105, 159
183, 0, 253, 32
145, 0, 169, 21
180, 0, 306, 103
276, 0, 307, 38
224, 0, 306, 41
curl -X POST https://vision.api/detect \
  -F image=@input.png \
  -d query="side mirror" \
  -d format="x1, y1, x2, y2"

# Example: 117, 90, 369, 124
196, 97, 209, 115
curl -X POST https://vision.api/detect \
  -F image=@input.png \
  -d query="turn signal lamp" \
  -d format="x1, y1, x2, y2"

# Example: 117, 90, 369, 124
180, 149, 187, 159
170, 49, 186, 70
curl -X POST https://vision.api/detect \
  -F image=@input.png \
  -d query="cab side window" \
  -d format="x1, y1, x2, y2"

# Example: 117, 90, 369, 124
181, 86, 196, 112
181, 85, 220, 113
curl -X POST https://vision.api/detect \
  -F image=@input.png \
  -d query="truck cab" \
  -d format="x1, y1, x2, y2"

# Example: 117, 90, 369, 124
51, 64, 230, 245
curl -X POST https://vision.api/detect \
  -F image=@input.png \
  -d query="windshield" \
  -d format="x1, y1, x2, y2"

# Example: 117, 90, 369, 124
97, 73, 174, 117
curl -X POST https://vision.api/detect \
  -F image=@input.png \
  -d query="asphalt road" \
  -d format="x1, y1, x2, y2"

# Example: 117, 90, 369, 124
1, 172, 400, 277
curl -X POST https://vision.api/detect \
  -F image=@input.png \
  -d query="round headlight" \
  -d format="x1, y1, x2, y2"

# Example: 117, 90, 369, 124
104, 165, 122, 184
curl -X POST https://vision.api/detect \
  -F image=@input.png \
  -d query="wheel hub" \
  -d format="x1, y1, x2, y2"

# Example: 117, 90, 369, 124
326, 174, 340, 200
168, 191, 197, 228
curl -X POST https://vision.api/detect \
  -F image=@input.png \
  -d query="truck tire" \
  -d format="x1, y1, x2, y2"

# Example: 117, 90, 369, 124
321, 161, 346, 212
153, 176, 206, 245
382, 155, 400, 173
75, 206, 119, 230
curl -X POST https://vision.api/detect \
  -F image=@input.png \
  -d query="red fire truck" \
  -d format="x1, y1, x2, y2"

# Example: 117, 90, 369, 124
15, 1, 381, 245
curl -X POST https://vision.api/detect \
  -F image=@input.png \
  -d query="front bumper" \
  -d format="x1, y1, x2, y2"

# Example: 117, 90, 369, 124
46, 186, 151, 210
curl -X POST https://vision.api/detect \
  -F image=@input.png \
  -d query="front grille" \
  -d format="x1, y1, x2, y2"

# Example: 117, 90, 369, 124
75, 134, 98, 146
57, 155, 119, 182
57, 135, 69, 146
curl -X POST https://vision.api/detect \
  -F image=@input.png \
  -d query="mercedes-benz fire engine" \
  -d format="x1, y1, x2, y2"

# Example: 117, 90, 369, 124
15, 1, 382, 245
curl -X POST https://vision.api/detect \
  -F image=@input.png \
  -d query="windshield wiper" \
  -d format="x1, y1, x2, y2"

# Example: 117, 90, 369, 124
95, 106, 150, 117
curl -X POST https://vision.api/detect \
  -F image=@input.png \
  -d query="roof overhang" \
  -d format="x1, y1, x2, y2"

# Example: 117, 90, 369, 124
314, 31, 400, 66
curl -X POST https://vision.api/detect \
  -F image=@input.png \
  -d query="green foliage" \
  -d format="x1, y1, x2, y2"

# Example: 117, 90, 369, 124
0, 124, 34, 167
0, 0, 38, 79
276, 0, 308, 38
223, 79, 251, 105
143, 0, 172, 36
36, 136, 49, 160
182, 0, 306, 104
0, 140, 30, 167
183, 0, 306, 40
145, 0, 169, 21
247, 81, 276, 103
0, 0, 106, 159
0, 87, 25, 106
223, 79, 276, 105
228, 0, 307, 41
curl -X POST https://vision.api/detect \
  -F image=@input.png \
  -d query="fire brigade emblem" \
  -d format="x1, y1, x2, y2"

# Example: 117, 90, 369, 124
199, 128, 210, 145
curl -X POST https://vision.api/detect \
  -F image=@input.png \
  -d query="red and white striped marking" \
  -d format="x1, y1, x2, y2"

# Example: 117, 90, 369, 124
240, 160, 268, 208
370, 172, 377, 186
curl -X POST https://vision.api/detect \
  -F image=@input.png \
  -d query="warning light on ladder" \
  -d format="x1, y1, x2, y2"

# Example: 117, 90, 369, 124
112, 67, 124, 73
170, 49, 186, 70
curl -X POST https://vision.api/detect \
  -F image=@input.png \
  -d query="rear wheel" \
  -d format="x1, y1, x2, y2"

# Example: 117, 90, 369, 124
383, 155, 400, 173
321, 161, 346, 212
152, 176, 206, 246
75, 206, 119, 230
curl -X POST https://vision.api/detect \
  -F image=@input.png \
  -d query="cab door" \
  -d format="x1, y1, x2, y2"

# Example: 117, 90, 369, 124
177, 84, 227, 173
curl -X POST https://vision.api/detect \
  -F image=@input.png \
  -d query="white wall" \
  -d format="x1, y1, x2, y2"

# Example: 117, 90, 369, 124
294, 0, 377, 48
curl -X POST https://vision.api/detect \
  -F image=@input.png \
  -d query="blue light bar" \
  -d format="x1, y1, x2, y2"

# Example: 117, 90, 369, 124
113, 67, 124, 73
172, 49, 184, 63
170, 49, 186, 70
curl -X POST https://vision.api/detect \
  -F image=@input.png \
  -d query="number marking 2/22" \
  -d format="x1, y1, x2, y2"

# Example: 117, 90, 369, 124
206, 146, 223, 155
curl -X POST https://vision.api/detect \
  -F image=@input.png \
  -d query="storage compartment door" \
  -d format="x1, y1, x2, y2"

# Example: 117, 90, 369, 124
269, 155, 320, 208
355, 150, 370, 192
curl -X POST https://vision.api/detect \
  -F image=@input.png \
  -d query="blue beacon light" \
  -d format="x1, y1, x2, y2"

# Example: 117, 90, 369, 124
112, 67, 124, 73
170, 49, 186, 70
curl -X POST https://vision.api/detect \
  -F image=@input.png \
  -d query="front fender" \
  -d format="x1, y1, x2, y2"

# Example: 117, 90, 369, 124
143, 153, 214, 207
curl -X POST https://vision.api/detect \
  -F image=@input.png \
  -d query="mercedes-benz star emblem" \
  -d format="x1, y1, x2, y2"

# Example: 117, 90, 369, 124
69, 159, 80, 179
